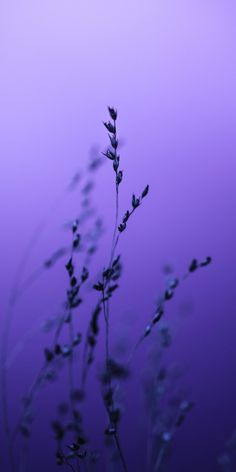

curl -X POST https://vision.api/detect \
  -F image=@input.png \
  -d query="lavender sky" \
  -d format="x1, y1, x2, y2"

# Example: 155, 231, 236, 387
0, 1, 236, 471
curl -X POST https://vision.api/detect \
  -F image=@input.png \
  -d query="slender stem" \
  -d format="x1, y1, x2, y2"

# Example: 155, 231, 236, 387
101, 284, 128, 471
105, 119, 119, 361
103, 400, 128, 472
154, 407, 182, 471
127, 334, 146, 366
102, 285, 109, 367
110, 183, 119, 265
154, 445, 166, 471
101, 131, 128, 471
68, 317, 75, 411
114, 433, 129, 472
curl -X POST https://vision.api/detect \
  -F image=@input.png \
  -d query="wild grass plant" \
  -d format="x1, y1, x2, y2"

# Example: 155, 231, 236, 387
0, 107, 212, 472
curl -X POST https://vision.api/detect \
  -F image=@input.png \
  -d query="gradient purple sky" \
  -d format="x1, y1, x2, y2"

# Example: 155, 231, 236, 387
0, 2, 236, 471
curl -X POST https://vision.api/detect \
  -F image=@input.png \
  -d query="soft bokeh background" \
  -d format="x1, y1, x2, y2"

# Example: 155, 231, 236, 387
0, 1, 236, 471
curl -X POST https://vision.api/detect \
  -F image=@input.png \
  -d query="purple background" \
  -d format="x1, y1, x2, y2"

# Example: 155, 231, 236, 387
0, 1, 236, 471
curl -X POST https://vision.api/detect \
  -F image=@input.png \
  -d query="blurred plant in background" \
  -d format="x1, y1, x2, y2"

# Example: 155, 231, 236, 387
218, 431, 236, 472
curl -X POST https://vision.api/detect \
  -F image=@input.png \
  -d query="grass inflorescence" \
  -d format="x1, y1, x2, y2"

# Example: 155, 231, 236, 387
0, 107, 213, 472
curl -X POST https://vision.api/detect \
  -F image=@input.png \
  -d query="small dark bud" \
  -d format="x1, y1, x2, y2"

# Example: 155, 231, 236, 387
152, 306, 164, 324
72, 220, 78, 233
44, 248, 66, 268
88, 245, 97, 255
70, 297, 82, 309
56, 452, 64, 465
103, 149, 116, 160
107, 358, 129, 380
82, 181, 94, 195
107, 284, 119, 294
44, 348, 54, 362
112, 255, 121, 267
144, 325, 152, 337
108, 106, 117, 121
200, 256, 212, 267
70, 276, 77, 287
73, 234, 80, 249
109, 135, 118, 149
65, 258, 73, 272
73, 333, 82, 346
123, 211, 130, 223
116, 171, 123, 186
164, 289, 174, 301
175, 414, 185, 427
44, 259, 52, 268
142, 185, 149, 198
88, 156, 103, 171
91, 308, 100, 336
88, 335, 96, 347
113, 158, 120, 172
55, 344, 62, 355
169, 277, 179, 289
61, 345, 71, 357
103, 268, 113, 280
93, 282, 104, 292
132, 194, 140, 209
81, 267, 89, 282
189, 259, 198, 272
118, 222, 126, 233
103, 121, 116, 134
